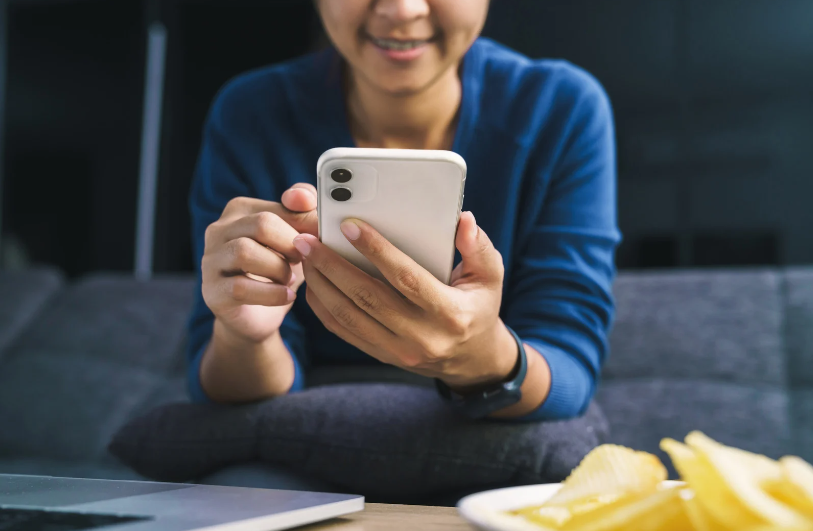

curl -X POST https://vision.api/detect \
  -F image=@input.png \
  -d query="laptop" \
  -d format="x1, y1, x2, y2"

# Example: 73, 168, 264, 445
0, 474, 364, 531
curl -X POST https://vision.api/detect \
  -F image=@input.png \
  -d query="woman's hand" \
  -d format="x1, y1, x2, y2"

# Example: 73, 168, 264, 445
201, 184, 317, 344
294, 212, 521, 391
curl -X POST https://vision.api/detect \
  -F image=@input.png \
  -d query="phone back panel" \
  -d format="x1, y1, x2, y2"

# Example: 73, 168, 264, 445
317, 148, 466, 284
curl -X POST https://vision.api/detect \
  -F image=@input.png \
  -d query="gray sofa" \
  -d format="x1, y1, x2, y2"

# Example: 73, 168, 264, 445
1, 266, 811, 481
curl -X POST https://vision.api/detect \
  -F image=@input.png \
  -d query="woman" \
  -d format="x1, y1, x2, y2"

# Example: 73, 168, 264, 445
189, 0, 619, 490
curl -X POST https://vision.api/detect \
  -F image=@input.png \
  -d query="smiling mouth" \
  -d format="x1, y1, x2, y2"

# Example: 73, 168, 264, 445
369, 36, 433, 51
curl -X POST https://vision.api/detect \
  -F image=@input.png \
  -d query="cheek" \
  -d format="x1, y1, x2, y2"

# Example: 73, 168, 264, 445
319, 1, 368, 50
433, 0, 489, 44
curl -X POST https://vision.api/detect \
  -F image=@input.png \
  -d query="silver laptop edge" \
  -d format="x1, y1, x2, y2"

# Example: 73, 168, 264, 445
0, 474, 365, 531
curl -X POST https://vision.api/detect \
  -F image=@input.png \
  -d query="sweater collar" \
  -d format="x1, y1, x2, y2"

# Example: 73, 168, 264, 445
305, 38, 487, 155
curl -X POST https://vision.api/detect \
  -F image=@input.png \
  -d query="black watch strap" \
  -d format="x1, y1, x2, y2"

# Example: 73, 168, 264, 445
435, 326, 527, 419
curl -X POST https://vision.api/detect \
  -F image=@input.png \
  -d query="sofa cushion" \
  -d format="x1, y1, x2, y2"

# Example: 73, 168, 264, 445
6, 274, 193, 373
785, 268, 813, 387
596, 379, 791, 473
0, 267, 63, 357
607, 269, 786, 386
109, 384, 609, 503
0, 274, 193, 463
791, 389, 813, 465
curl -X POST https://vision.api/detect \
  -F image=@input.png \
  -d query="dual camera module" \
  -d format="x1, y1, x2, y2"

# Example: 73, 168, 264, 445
330, 169, 352, 202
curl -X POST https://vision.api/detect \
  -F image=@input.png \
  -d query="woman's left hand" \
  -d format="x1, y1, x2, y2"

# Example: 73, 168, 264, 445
293, 212, 520, 391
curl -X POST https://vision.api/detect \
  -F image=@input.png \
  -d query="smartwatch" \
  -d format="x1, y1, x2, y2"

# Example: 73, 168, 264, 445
435, 326, 527, 419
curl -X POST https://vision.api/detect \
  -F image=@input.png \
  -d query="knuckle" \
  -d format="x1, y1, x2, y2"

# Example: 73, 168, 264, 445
349, 285, 379, 312
398, 353, 424, 369
231, 237, 254, 264
412, 335, 437, 358
331, 302, 358, 331
254, 211, 281, 239
226, 278, 248, 303
316, 257, 337, 277
394, 266, 421, 295
418, 334, 451, 361
399, 347, 444, 371
225, 196, 250, 214
444, 309, 471, 337
203, 222, 219, 249
366, 236, 386, 257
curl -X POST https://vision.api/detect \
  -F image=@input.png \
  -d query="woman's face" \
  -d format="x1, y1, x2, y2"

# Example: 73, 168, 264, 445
316, 0, 489, 96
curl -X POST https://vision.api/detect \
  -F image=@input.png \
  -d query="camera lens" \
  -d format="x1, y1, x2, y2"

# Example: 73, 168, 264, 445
331, 168, 352, 183
331, 187, 352, 202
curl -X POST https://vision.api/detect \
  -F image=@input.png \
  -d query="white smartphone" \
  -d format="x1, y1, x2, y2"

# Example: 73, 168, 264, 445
316, 148, 467, 285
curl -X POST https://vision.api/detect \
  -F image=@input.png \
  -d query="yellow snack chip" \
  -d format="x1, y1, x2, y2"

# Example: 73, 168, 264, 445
562, 486, 688, 531
508, 433, 813, 531
684, 432, 811, 530
512, 445, 666, 528
545, 445, 666, 507
678, 488, 726, 531
661, 437, 755, 529
766, 456, 813, 518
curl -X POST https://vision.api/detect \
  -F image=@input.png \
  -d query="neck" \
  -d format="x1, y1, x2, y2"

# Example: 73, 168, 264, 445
346, 66, 462, 151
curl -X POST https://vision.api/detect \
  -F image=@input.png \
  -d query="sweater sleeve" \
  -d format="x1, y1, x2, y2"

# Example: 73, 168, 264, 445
503, 75, 621, 420
186, 90, 306, 403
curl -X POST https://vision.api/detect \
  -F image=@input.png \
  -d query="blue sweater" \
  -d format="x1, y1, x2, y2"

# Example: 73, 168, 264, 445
188, 38, 621, 420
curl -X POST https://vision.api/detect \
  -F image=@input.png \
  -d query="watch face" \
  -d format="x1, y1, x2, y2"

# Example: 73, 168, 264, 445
462, 388, 523, 420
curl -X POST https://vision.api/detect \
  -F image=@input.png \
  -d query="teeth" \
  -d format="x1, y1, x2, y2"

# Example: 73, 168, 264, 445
373, 38, 426, 51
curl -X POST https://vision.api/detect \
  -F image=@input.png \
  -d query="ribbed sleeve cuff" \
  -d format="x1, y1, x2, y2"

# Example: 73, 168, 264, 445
518, 341, 594, 421
186, 339, 305, 403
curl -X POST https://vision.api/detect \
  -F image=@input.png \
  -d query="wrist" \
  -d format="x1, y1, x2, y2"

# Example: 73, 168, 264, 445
214, 319, 282, 353
203, 322, 295, 403
446, 320, 519, 394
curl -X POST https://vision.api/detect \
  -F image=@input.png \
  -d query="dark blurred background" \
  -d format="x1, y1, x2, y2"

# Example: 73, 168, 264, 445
1, 0, 812, 277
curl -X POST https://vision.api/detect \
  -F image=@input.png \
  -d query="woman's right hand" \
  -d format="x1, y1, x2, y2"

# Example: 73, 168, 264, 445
201, 183, 318, 344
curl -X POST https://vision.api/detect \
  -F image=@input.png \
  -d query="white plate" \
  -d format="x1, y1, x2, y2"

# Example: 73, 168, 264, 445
458, 481, 684, 531
457, 484, 562, 531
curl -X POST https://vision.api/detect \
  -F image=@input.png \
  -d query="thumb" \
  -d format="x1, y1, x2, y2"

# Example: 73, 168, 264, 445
455, 212, 504, 285
280, 183, 318, 236
281, 183, 317, 213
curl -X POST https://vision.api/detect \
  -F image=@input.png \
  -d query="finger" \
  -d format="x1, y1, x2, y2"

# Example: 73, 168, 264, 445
218, 212, 306, 262
294, 233, 414, 328
219, 275, 296, 307
338, 219, 448, 312
302, 260, 398, 346
221, 196, 318, 236
213, 237, 293, 284
454, 211, 504, 286
281, 183, 317, 213
305, 286, 398, 366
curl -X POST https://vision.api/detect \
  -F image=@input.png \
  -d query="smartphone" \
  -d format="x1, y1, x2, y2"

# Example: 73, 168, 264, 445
317, 148, 467, 285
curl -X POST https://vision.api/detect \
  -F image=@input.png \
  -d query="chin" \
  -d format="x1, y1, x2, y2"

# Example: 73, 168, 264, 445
371, 73, 438, 97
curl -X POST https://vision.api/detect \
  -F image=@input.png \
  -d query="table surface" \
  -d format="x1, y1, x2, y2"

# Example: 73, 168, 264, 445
300, 503, 475, 531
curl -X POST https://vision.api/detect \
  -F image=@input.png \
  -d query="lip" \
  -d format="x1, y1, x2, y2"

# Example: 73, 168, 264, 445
366, 35, 435, 63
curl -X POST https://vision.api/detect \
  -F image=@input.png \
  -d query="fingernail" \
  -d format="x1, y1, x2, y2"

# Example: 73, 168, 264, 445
286, 288, 296, 302
341, 220, 361, 241
288, 272, 297, 286
293, 237, 311, 257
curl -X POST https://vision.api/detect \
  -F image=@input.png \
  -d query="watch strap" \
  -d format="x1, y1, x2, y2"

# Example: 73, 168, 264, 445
435, 326, 527, 419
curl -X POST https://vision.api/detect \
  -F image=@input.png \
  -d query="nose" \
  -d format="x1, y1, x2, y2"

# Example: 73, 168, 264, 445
373, 0, 431, 21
